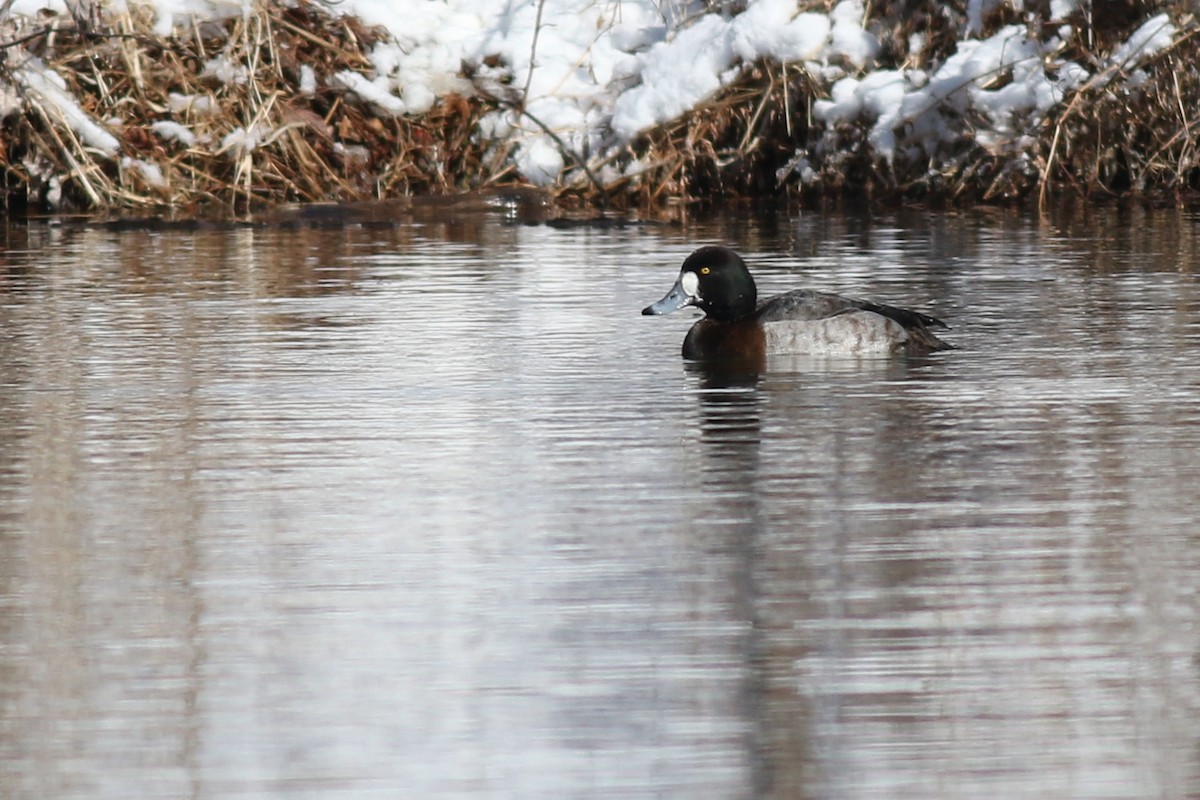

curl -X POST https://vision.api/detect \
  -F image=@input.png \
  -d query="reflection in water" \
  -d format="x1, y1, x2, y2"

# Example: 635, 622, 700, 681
687, 362, 768, 797
0, 208, 1199, 798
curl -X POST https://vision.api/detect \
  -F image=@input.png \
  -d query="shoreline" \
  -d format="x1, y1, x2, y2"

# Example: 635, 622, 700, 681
0, 0, 1196, 216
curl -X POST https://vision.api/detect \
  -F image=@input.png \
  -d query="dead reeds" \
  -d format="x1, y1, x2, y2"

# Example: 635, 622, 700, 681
602, 61, 822, 207
1035, 18, 1200, 207
0, 0, 500, 214
606, 2, 1200, 207
0, 0, 1198, 214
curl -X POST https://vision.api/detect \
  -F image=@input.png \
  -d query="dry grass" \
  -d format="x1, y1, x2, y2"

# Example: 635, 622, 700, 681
1035, 20, 1200, 206
0, 0, 1198, 214
603, 2, 1200, 207
572, 61, 822, 209
0, 0, 503, 214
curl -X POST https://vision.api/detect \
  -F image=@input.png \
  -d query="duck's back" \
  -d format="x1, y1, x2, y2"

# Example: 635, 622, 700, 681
755, 290, 867, 323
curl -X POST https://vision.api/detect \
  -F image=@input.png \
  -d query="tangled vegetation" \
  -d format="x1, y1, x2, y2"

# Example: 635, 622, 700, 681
0, 1, 501, 214
0, 0, 1197, 215
616, 2, 1200, 208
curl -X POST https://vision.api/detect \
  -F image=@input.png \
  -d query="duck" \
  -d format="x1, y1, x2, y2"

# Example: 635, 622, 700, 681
642, 245, 953, 361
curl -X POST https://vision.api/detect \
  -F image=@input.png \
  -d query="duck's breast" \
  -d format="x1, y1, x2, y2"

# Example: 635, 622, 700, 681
762, 311, 907, 356
682, 318, 767, 361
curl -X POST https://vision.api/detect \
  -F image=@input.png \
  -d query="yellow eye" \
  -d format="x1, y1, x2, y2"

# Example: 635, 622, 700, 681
700, 267, 711, 275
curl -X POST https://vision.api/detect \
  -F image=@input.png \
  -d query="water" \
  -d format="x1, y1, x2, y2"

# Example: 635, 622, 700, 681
1, 205, 1198, 799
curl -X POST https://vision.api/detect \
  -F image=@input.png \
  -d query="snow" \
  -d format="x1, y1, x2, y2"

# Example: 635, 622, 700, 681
13, 56, 121, 155
298, 65, 317, 96
827, 0, 876, 69
0, 0, 1184, 193
515, 138, 565, 186
202, 55, 249, 85
168, 92, 215, 115
610, 13, 734, 142
138, 0, 252, 37
6, 0, 66, 15
332, 70, 408, 115
730, 0, 830, 64
815, 70, 908, 157
1050, 0, 1081, 21
611, 0, 852, 143
151, 120, 197, 147
121, 156, 168, 188
219, 123, 272, 157
815, 23, 1094, 161
1110, 13, 1177, 68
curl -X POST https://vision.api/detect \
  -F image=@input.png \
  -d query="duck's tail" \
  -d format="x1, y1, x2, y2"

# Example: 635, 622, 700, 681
860, 300, 949, 331
858, 300, 954, 353
906, 325, 956, 353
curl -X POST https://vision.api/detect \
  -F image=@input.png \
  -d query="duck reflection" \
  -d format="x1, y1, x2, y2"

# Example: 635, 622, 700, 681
683, 359, 775, 797
686, 358, 765, 509
683, 355, 927, 798
688, 359, 762, 430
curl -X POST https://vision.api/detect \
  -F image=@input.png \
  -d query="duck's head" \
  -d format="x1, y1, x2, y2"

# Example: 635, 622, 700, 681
642, 246, 758, 322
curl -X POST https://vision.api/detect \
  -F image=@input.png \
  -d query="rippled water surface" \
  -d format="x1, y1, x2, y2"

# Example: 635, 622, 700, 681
1, 205, 1198, 799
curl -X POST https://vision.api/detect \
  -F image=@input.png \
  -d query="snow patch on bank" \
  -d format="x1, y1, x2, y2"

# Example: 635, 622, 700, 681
0, 0, 1183, 193
14, 56, 121, 155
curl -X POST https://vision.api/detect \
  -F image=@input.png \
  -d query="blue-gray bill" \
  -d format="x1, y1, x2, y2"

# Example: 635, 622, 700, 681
642, 275, 693, 315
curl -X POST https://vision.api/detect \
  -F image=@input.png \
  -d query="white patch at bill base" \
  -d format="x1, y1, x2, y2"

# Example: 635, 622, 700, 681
680, 270, 700, 300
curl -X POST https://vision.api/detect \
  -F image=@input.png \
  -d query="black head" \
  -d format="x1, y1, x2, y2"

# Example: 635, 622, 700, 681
642, 246, 758, 322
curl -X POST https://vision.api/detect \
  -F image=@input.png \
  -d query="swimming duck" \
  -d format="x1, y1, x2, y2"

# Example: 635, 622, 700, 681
643, 246, 952, 360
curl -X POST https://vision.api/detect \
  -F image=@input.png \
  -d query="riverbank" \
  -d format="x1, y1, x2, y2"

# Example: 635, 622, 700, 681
0, 0, 1194, 215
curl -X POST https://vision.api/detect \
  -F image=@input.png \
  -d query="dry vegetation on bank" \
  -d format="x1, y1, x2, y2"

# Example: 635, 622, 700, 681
621, 2, 1200, 207
0, 0, 1197, 215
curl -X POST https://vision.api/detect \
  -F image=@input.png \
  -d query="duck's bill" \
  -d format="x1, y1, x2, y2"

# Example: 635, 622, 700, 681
642, 276, 693, 315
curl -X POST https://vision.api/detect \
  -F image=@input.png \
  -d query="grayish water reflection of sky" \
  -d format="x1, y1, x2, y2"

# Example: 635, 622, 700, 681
0, 206, 1197, 799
